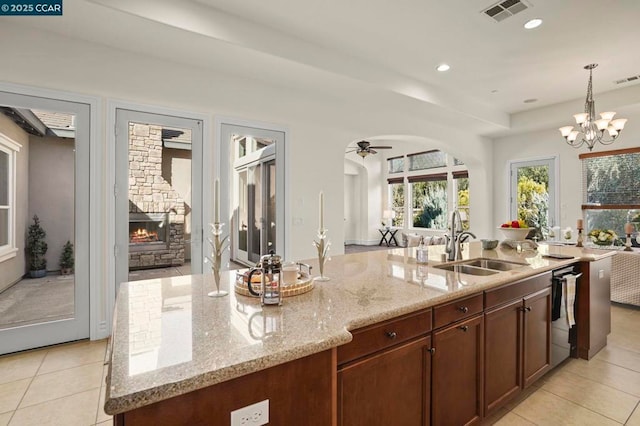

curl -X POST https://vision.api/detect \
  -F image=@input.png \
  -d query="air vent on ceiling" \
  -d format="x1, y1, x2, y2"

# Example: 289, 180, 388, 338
482, 0, 530, 22
615, 74, 640, 85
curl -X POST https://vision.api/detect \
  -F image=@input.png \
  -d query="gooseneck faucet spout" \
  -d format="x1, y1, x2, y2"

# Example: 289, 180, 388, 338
445, 210, 462, 261
445, 210, 475, 261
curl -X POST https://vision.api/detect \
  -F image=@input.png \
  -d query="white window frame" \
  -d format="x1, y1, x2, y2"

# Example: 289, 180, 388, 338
0, 132, 21, 262
508, 156, 559, 229
386, 152, 469, 231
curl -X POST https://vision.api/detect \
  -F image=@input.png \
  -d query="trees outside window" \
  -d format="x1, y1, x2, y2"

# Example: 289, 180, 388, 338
411, 180, 448, 229
387, 151, 468, 231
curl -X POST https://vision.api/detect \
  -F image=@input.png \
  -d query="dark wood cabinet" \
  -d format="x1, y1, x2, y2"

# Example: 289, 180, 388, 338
338, 336, 431, 426
577, 258, 612, 359
483, 281, 551, 417
484, 298, 522, 416
432, 314, 483, 426
522, 287, 552, 387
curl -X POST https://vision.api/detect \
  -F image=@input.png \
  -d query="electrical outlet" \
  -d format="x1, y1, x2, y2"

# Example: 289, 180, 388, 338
231, 399, 269, 426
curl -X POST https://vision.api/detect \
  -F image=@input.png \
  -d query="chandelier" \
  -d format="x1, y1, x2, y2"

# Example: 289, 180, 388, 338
559, 64, 627, 151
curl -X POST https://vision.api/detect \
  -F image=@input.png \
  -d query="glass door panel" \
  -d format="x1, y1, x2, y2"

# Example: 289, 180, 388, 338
0, 92, 90, 355
115, 109, 203, 291
265, 159, 276, 253
248, 164, 262, 263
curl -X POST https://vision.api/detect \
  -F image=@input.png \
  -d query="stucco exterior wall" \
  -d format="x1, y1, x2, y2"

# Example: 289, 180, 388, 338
28, 135, 75, 273
0, 114, 29, 292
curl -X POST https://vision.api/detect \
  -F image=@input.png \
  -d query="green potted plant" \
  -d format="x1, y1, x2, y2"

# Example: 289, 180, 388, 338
26, 215, 47, 278
59, 240, 74, 275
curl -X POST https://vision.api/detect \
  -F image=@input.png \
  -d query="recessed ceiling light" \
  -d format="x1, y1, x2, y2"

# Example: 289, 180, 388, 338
436, 64, 450, 72
524, 18, 542, 29
523, 98, 538, 103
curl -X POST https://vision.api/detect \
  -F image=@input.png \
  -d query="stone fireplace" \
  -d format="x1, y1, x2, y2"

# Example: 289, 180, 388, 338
128, 123, 186, 270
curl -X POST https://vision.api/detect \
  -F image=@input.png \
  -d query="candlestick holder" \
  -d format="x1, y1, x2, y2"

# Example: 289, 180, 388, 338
624, 233, 633, 251
207, 222, 229, 297
576, 228, 584, 247
313, 228, 331, 281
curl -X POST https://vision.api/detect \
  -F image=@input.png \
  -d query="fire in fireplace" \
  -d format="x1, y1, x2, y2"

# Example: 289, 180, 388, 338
129, 213, 169, 246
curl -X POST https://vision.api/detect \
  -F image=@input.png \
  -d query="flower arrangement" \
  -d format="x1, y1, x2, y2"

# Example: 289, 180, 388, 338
587, 229, 618, 246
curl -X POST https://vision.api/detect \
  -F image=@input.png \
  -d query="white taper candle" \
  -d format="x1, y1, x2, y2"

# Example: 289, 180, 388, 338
319, 191, 324, 230
214, 179, 220, 223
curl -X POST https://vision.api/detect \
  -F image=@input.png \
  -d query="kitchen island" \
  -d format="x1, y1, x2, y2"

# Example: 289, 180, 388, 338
105, 242, 615, 425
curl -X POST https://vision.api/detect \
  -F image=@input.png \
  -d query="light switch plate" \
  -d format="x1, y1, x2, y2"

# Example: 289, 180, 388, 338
230, 399, 269, 426
599, 269, 604, 279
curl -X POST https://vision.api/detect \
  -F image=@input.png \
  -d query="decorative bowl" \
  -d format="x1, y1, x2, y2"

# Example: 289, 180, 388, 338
497, 227, 531, 241
481, 239, 499, 249
587, 229, 618, 246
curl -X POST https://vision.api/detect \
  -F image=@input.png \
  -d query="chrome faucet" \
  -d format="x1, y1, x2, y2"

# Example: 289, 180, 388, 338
444, 210, 476, 261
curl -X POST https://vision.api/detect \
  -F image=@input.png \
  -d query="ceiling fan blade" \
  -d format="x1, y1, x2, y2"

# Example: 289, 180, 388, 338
369, 146, 392, 149
369, 149, 378, 155
345, 149, 357, 153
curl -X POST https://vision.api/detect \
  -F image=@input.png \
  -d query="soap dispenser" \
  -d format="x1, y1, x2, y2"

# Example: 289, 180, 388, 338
416, 236, 428, 264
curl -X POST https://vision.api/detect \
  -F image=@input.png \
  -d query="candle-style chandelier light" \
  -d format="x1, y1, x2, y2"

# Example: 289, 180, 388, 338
559, 64, 628, 151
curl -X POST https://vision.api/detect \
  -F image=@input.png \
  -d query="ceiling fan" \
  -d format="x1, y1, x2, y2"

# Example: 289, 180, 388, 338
346, 140, 392, 158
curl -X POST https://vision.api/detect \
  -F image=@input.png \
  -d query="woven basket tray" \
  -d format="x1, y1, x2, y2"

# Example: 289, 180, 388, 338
234, 272, 314, 298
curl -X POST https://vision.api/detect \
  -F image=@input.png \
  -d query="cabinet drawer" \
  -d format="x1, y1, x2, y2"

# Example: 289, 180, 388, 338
485, 271, 552, 309
337, 309, 432, 365
433, 293, 483, 329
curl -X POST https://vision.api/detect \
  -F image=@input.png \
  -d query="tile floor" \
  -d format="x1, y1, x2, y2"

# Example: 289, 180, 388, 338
0, 304, 638, 425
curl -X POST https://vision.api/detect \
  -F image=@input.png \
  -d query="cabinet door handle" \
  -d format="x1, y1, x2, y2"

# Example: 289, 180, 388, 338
459, 325, 469, 332
428, 347, 436, 354
386, 331, 397, 340
525, 306, 532, 312
458, 306, 469, 313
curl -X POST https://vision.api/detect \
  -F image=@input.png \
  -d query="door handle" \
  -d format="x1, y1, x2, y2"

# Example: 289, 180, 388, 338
459, 325, 469, 332
386, 331, 397, 340
458, 306, 469, 313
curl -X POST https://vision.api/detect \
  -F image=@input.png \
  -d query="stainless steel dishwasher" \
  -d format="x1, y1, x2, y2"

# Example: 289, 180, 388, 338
550, 265, 582, 368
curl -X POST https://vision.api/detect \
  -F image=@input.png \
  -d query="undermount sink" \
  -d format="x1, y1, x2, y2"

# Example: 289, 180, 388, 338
433, 258, 528, 276
433, 264, 499, 276
458, 258, 528, 271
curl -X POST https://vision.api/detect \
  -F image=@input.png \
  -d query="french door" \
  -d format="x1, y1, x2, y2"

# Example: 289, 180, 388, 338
0, 91, 90, 355
234, 150, 276, 265
509, 157, 559, 237
219, 123, 284, 267
114, 109, 203, 290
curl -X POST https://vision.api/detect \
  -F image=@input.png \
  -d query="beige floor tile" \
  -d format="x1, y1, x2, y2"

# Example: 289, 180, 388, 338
481, 407, 510, 425
513, 388, 620, 426
504, 383, 541, 411
594, 343, 640, 374
95, 386, 111, 424
0, 412, 11, 426
10, 388, 99, 426
627, 405, 640, 426
19, 362, 103, 408
540, 370, 638, 423
0, 351, 45, 385
493, 412, 536, 425
38, 340, 106, 375
562, 358, 640, 397
0, 379, 30, 414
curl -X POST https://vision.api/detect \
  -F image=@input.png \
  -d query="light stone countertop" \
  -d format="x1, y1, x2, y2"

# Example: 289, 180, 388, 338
104, 241, 615, 415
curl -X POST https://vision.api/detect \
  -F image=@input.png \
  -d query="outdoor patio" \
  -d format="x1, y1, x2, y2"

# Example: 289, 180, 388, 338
0, 263, 202, 331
